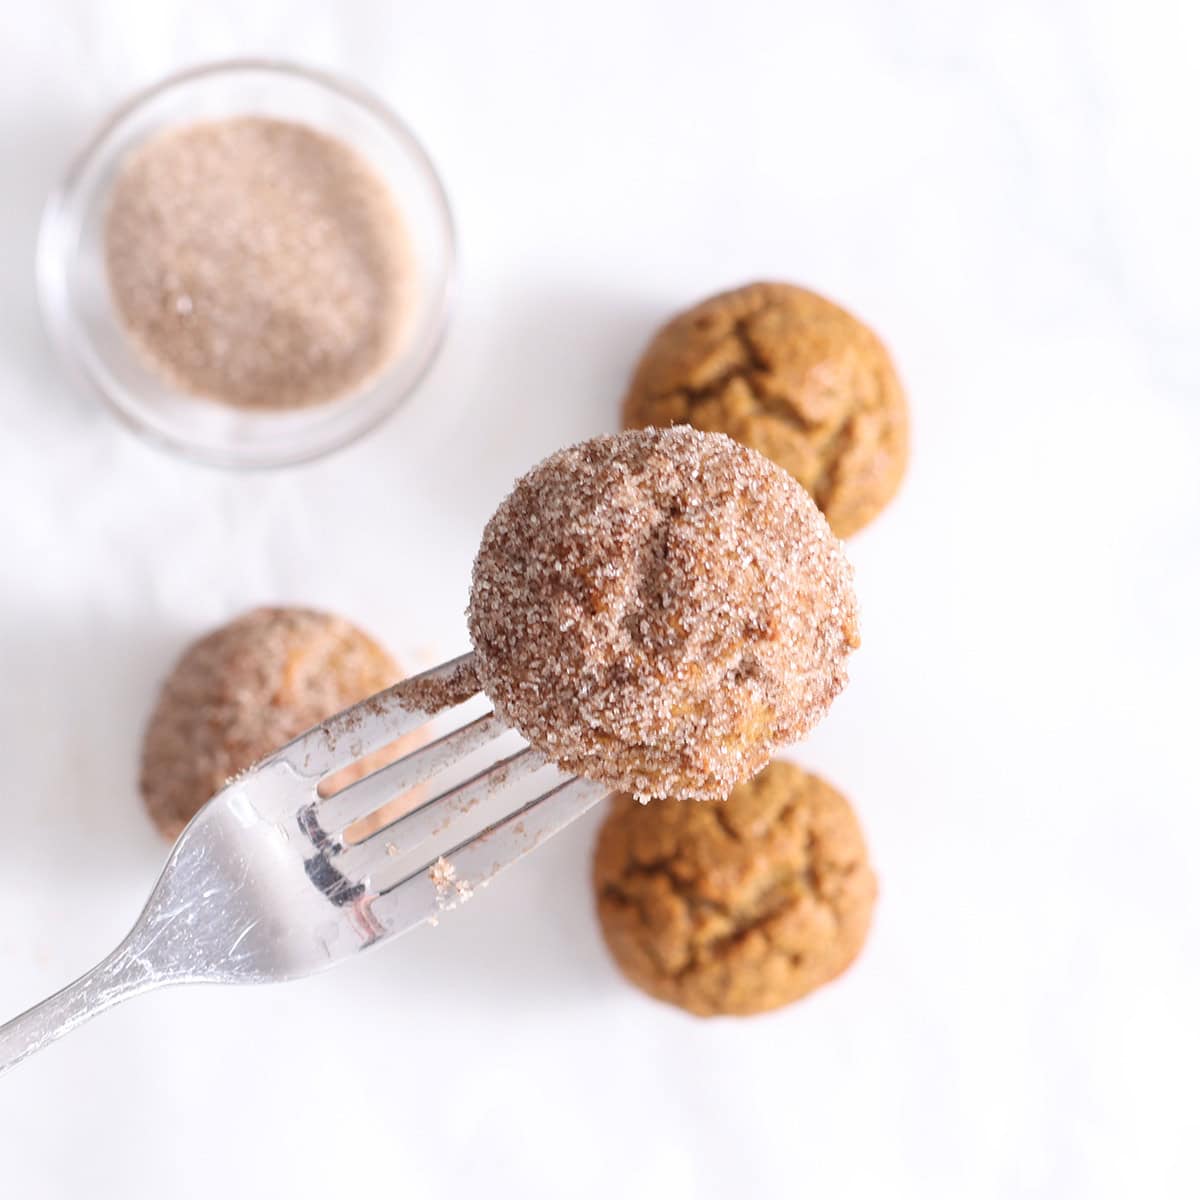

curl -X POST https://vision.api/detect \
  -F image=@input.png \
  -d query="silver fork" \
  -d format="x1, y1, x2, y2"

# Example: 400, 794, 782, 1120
0, 653, 608, 1076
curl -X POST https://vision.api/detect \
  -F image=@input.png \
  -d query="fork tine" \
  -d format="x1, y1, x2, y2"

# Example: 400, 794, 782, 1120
364, 777, 611, 934
0, 641, 604, 1072
315, 712, 507, 833
275, 653, 477, 778
335, 745, 546, 875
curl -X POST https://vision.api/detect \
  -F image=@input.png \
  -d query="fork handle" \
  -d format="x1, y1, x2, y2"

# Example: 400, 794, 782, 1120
0, 946, 156, 1076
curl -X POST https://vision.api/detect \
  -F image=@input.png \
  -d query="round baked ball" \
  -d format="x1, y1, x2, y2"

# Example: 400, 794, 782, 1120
622, 282, 908, 537
468, 427, 859, 801
594, 761, 876, 1016
140, 607, 415, 840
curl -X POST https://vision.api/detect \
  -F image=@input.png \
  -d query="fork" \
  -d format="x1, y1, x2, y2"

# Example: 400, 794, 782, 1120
0, 653, 609, 1076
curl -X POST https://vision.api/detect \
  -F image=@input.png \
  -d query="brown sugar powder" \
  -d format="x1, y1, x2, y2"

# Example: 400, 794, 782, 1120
105, 116, 410, 409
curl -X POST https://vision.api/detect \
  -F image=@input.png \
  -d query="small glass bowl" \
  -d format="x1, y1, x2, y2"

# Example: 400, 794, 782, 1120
38, 59, 456, 468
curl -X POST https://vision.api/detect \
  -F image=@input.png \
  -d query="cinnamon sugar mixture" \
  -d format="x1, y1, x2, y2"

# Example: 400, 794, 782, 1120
429, 856, 473, 907
394, 658, 481, 714
105, 116, 410, 409
468, 428, 860, 800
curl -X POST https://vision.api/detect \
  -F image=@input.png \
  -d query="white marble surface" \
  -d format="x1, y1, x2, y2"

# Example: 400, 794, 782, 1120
1, 2, 1198, 1196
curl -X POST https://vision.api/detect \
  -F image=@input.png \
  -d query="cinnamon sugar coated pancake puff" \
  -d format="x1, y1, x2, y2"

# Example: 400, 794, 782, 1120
622, 282, 908, 537
140, 607, 419, 841
594, 761, 876, 1016
467, 428, 859, 801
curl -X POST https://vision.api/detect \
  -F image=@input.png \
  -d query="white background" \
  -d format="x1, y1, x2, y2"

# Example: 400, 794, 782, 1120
1, 2, 1198, 1196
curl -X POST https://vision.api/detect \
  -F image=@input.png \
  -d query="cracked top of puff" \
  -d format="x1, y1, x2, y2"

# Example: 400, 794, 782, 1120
622, 281, 909, 537
593, 760, 877, 1016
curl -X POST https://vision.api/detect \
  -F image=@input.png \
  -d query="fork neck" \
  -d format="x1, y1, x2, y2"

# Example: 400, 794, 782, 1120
0, 943, 162, 1076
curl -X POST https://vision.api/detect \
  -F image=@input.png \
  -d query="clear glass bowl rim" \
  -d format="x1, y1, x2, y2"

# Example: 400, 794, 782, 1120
37, 56, 458, 469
